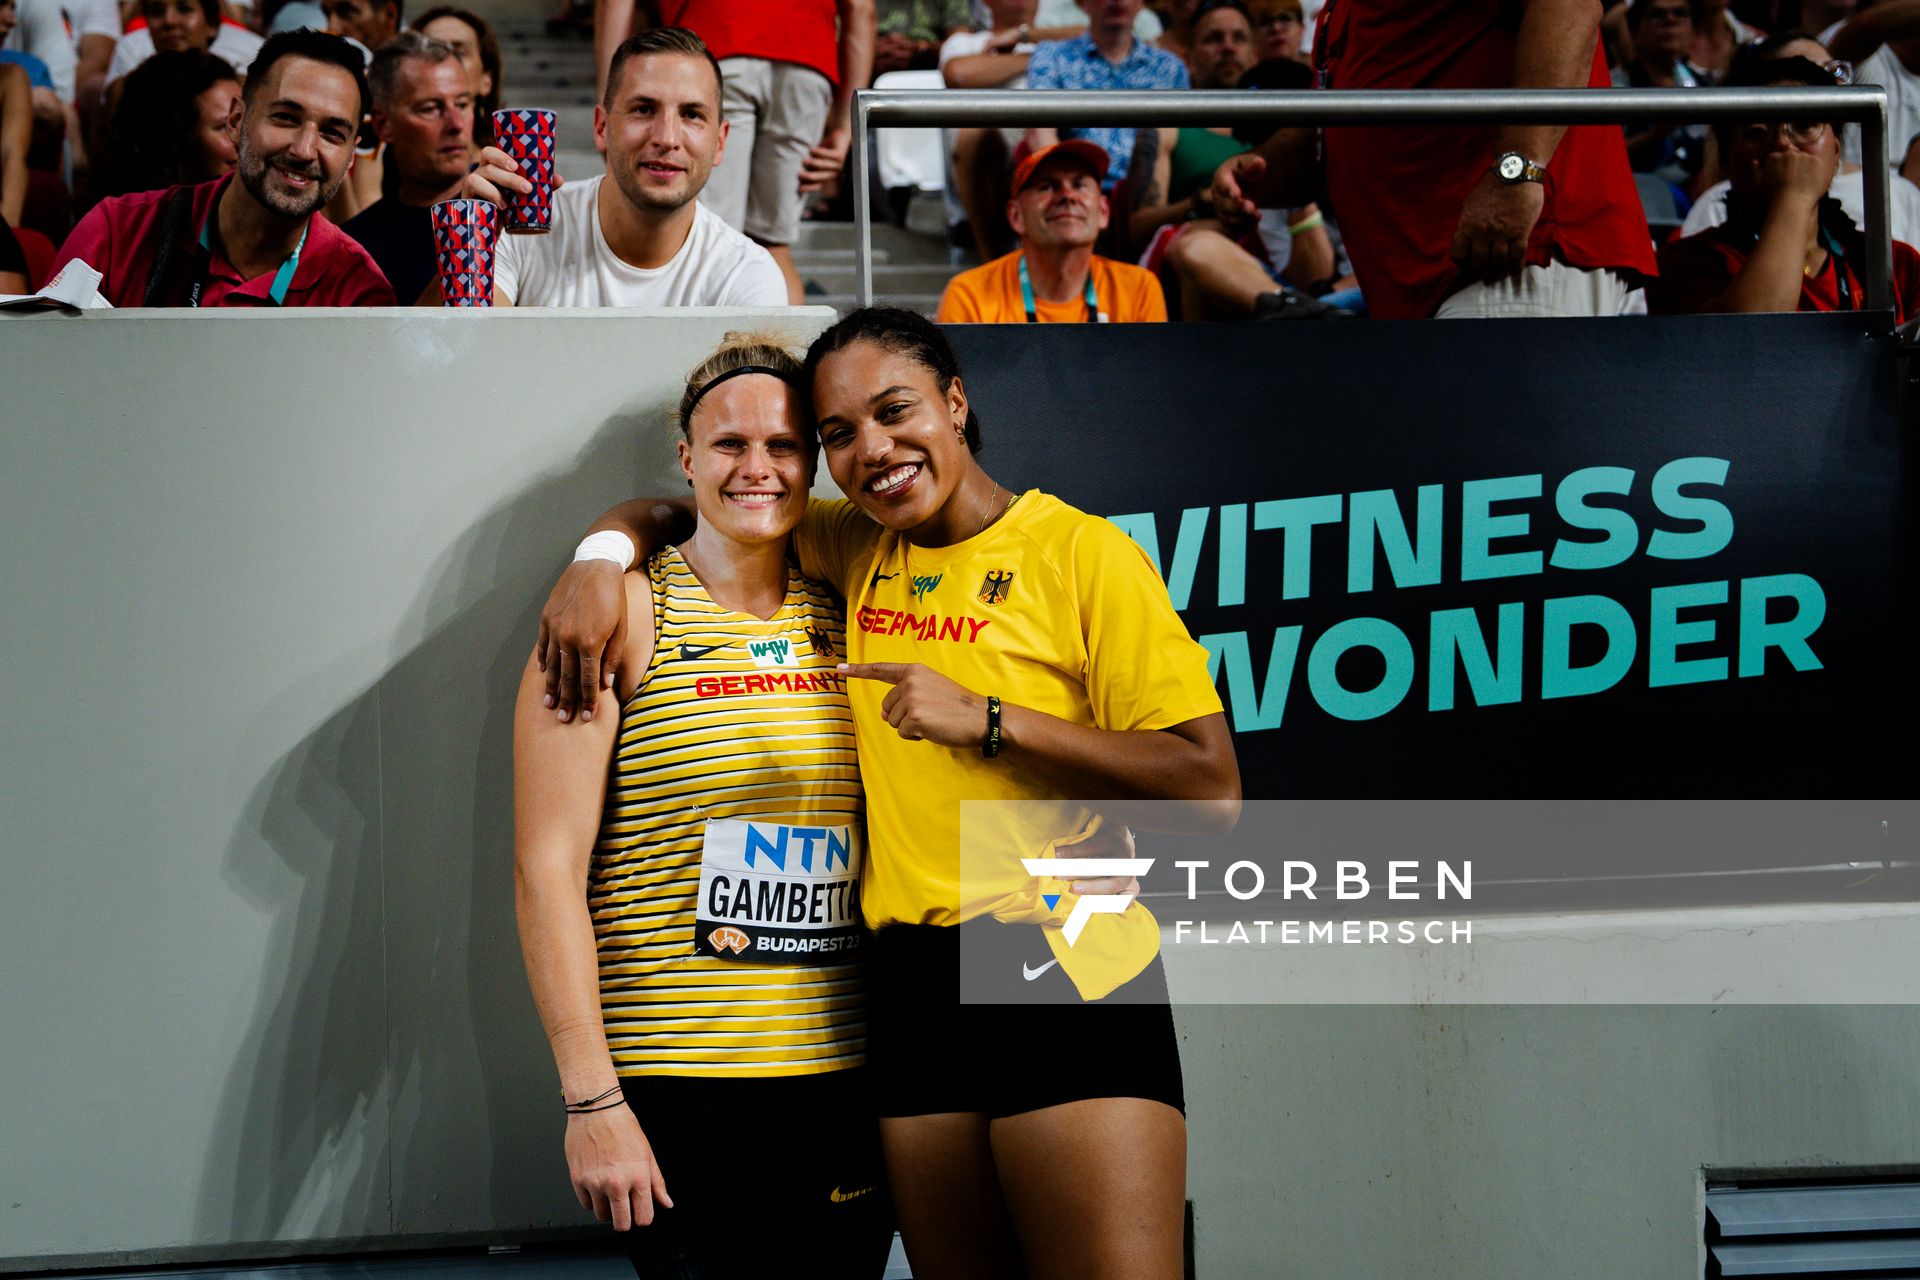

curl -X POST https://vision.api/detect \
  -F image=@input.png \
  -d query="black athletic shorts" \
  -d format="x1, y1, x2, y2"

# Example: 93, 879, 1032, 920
865, 921, 1186, 1119
616, 1071, 893, 1280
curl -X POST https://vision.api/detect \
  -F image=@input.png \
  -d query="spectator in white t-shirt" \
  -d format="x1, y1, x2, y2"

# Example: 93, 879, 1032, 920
66, 0, 120, 107
1830, 1, 1920, 167
445, 26, 786, 307
108, 0, 267, 87
2, 0, 75, 101
3, 0, 87, 174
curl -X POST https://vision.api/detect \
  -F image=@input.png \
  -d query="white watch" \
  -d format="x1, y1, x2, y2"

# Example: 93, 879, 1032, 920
1495, 151, 1546, 184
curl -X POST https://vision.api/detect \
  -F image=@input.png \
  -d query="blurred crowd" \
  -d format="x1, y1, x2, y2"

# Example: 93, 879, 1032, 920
4, 0, 1916, 323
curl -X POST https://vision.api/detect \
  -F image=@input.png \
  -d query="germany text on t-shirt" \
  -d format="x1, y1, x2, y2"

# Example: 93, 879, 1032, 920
791, 492, 1223, 999
491, 175, 788, 307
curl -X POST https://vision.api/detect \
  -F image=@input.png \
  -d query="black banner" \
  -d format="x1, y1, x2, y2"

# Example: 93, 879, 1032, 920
948, 315, 1912, 829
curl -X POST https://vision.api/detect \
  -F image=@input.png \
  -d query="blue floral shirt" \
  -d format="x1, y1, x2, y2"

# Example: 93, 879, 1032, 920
1025, 34, 1190, 188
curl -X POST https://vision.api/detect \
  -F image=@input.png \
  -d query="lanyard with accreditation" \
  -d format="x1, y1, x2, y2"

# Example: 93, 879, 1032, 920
1018, 253, 1107, 323
188, 201, 308, 307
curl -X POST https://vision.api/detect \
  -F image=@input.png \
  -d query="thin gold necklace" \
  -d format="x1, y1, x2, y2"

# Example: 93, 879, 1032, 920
977, 483, 1017, 539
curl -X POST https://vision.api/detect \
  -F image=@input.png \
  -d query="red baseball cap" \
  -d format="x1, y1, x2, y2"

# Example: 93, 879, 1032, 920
1012, 140, 1110, 194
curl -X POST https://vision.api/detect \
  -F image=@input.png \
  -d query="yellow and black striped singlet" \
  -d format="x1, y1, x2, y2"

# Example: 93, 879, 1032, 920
591, 546, 865, 1078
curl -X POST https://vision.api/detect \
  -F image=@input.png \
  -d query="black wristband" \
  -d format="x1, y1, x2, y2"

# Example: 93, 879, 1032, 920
982, 695, 1002, 758
563, 1082, 623, 1113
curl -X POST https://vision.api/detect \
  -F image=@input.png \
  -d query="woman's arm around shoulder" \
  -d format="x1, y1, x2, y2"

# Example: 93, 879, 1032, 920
538, 499, 696, 721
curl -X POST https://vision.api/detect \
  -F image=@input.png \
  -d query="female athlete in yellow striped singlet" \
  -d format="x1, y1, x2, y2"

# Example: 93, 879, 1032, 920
511, 334, 893, 1278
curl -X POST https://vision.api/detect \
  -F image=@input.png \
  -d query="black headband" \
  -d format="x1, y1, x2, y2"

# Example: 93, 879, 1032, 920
684, 364, 798, 420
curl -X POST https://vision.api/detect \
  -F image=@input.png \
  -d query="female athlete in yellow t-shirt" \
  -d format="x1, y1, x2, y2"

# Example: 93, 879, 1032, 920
536, 308, 1242, 1280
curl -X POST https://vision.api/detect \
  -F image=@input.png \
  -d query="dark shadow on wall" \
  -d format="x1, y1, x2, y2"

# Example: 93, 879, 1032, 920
197, 686, 394, 1245
195, 406, 683, 1250
377, 406, 681, 1237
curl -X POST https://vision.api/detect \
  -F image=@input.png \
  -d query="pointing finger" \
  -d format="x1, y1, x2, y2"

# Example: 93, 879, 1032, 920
839, 662, 911, 684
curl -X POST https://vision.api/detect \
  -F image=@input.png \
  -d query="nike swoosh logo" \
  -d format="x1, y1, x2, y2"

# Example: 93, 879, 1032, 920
870, 571, 900, 587
1022, 959, 1059, 982
829, 1185, 874, 1203
679, 643, 722, 660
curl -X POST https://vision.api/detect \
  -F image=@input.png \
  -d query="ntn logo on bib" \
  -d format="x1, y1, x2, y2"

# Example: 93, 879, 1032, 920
695, 818, 864, 963
744, 821, 854, 873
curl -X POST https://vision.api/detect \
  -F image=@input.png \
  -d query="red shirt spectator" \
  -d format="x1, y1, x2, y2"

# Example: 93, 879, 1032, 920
1648, 57, 1918, 321
1316, 0, 1657, 319
52, 172, 394, 305
658, 0, 841, 85
1649, 222, 1920, 320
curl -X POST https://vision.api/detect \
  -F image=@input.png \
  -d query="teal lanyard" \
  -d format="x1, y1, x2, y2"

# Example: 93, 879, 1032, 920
194, 204, 308, 307
1018, 253, 1104, 323
1817, 226, 1855, 311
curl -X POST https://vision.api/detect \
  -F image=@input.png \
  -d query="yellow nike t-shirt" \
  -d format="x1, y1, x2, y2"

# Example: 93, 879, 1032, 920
793, 491, 1224, 998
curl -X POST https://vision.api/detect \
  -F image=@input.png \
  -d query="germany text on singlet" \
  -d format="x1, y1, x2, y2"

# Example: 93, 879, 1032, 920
591, 547, 865, 1077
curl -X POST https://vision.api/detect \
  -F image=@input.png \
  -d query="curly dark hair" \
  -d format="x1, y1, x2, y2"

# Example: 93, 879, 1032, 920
803, 306, 984, 455
82, 49, 239, 216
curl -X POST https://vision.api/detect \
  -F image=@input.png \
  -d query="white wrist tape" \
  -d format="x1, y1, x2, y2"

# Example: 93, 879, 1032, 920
572, 530, 637, 570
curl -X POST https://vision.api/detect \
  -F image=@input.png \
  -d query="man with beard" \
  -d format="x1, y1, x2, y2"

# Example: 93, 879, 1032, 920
341, 32, 473, 303
453, 26, 784, 307
935, 138, 1166, 321
53, 29, 394, 305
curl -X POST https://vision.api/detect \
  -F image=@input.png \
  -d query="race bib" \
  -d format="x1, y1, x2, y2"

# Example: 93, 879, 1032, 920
694, 818, 864, 963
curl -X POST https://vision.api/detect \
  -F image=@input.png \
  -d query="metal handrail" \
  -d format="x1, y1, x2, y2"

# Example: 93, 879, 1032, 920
849, 85, 1894, 311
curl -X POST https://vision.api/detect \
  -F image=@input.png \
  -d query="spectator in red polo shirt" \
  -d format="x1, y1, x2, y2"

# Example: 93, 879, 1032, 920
1211, 0, 1657, 318
1649, 57, 1920, 320
51, 30, 395, 306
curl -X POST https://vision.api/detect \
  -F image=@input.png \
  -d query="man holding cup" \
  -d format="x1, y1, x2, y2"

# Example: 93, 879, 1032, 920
341, 32, 475, 305
436, 26, 786, 308
51, 29, 395, 306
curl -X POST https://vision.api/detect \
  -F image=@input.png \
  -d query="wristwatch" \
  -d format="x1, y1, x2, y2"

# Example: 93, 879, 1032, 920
1494, 151, 1546, 185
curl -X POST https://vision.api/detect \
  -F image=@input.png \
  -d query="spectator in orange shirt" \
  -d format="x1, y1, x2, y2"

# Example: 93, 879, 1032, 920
936, 138, 1167, 321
